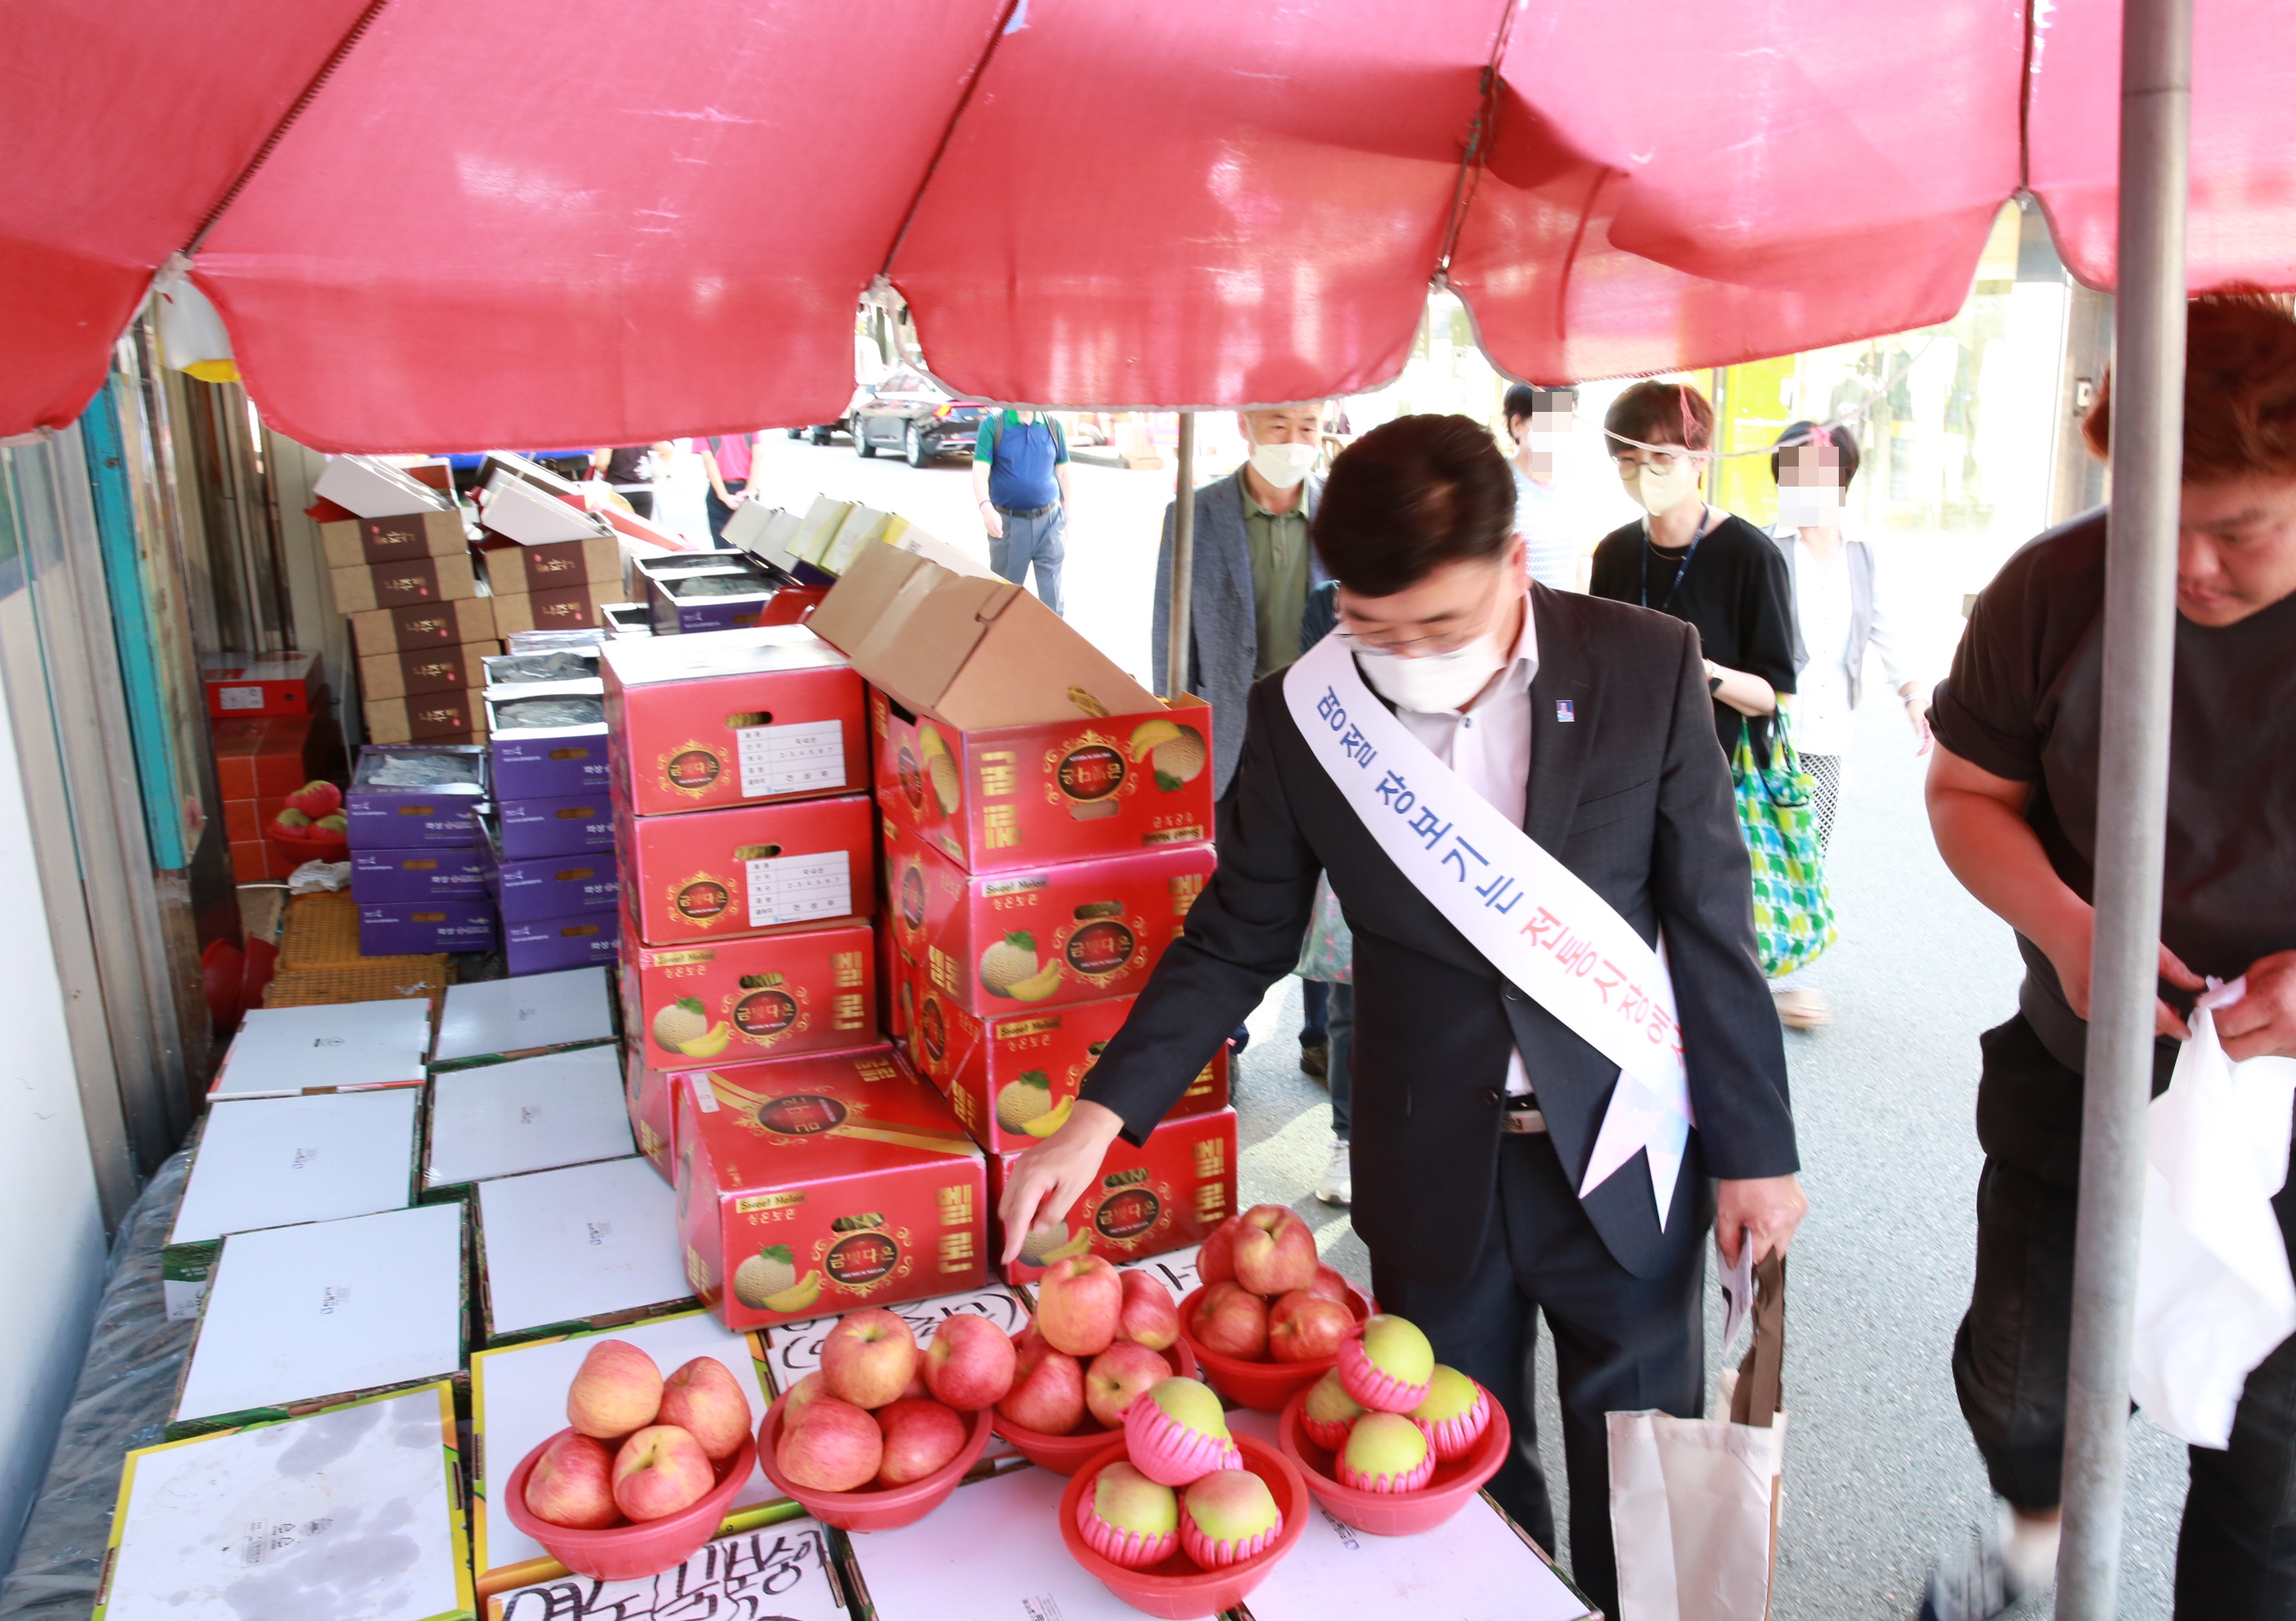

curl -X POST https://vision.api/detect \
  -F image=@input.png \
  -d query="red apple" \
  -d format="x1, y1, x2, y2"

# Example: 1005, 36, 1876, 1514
1230, 1204, 1318, 1294
1035, 1254, 1124, 1358
898, 1367, 931, 1402
820, 1308, 918, 1410
875, 1398, 968, 1485
610, 1424, 714, 1521
1085, 1341, 1173, 1428
1116, 1270, 1181, 1351
924, 1312, 1018, 1411
566, 1339, 663, 1440
285, 780, 343, 818
782, 1370, 830, 1428
524, 1430, 619, 1529
997, 1326, 1087, 1434
656, 1356, 754, 1461
775, 1396, 882, 1492
1267, 1289, 1354, 1363
1189, 1280, 1270, 1360
1305, 1265, 1351, 1308
1197, 1216, 1241, 1287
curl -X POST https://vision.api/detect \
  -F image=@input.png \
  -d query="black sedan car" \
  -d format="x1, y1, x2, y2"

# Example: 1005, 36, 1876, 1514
847, 369, 988, 466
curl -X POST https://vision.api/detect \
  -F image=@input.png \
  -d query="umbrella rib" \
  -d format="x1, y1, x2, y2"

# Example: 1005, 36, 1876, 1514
1435, 0, 1527, 278
182, 0, 398, 257
876, 0, 1030, 282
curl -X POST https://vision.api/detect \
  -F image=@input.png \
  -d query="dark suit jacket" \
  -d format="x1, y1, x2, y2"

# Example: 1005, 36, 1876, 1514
1079, 585, 1798, 1284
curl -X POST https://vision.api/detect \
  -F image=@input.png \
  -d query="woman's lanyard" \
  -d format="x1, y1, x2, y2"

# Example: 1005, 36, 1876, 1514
1639, 506, 1715, 611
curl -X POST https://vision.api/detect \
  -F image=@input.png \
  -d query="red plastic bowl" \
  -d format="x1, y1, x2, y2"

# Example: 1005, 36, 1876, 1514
755, 1393, 993, 1532
1176, 1284, 1370, 1412
1275, 1384, 1511, 1536
992, 1338, 1199, 1474
267, 824, 350, 864
501, 1428, 758, 1581
1058, 1434, 1308, 1619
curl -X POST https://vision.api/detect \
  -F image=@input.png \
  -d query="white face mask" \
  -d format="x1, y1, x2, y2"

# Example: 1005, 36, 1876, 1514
1630, 459, 1702, 517
1248, 439, 1318, 490
1352, 637, 1506, 713
1777, 484, 1843, 526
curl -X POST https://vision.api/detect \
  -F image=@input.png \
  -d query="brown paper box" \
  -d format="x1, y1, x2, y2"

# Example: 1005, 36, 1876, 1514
318, 511, 468, 572
329, 552, 478, 615
491, 581, 624, 637
474, 535, 623, 596
357, 643, 497, 703
367, 691, 491, 745
350, 597, 497, 659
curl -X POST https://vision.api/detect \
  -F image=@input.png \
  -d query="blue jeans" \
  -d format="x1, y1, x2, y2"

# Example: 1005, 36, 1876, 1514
1327, 982, 1353, 1139
990, 506, 1065, 617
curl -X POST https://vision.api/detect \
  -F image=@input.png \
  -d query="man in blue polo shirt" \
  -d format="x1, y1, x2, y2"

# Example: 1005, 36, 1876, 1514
972, 408, 1072, 616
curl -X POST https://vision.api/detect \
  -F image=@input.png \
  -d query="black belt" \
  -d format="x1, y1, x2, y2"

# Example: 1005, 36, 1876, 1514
1502, 1094, 1548, 1136
994, 503, 1058, 521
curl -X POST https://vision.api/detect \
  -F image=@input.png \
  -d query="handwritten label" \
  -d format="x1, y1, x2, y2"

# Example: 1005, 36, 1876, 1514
494, 1526, 844, 1621
319, 1286, 351, 1316
745, 850, 852, 930
735, 719, 845, 799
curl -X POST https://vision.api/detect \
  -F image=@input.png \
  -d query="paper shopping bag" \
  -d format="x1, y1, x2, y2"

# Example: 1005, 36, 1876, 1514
1609, 1254, 1786, 1621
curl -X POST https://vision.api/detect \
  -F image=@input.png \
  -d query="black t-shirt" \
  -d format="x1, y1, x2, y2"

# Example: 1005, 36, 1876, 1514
1930, 509, 2296, 1172
1588, 511, 1797, 757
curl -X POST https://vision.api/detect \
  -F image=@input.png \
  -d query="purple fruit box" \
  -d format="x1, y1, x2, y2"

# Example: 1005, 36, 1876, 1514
358, 899, 498, 955
345, 745, 489, 850
351, 846, 489, 904
640, 555, 777, 636
504, 910, 620, 976
484, 679, 610, 799
496, 793, 615, 861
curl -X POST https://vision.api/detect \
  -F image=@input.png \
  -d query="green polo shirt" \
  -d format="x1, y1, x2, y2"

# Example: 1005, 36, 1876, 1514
1240, 480, 1312, 678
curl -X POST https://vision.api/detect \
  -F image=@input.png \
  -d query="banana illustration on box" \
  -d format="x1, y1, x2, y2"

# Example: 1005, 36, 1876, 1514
652, 996, 733, 1058
1017, 1222, 1070, 1266
994, 1070, 1077, 1138
733, 1243, 826, 1314
917, 721, 962, 816
980, 931, 1064, 1001
1129, 719, 1207, 789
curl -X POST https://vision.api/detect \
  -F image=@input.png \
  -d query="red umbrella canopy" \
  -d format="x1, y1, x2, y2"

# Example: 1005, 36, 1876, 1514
3, 0, 2292, 451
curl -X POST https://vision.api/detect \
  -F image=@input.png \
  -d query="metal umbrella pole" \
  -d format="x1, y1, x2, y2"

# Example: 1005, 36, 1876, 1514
2055, 0, 2192, 1612
1167, 412, 1196, 700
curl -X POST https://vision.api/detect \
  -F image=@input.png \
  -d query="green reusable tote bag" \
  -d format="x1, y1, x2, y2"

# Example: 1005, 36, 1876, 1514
1733, 713, 1835, 978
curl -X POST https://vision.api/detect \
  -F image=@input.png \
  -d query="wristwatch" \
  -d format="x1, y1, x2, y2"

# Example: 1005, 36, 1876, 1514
1708, 674, 1725, 695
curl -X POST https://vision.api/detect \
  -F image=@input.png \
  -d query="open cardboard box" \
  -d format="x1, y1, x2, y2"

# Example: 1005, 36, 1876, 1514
209, 998, 433, 1099
424, 1044, 635, 1198
313, 454, 456, 521
473, 1155, 693, 1346
432, 964, 616, 1067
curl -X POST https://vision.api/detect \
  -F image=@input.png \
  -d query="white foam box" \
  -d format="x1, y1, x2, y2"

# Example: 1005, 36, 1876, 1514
169, 1203, 467, 1439
485, 1518, 844, 1621
431, 965, 616, 1068
162, 1091, 422, 1321
468, 1307, 789, 1593
313, 454, 455, 521
209, 999, 433, 1100
481, 472, 608, 546
425, 1045, 636, 1200
97, 1383, 475, 1621
473, 1156, 692, 1346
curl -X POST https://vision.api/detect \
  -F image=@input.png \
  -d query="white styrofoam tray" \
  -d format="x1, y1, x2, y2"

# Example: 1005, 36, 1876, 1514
433, 965, 614, 1063
425, 1045, 633, 1192
171, 1092, 421, 1248
474, 1156, 690, 1341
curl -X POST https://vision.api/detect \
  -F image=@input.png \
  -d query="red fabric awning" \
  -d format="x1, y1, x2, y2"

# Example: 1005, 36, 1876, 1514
3, 0, 2291, 451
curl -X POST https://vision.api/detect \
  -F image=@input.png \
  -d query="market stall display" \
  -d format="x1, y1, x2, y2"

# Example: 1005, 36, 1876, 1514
347, 744, 501, 956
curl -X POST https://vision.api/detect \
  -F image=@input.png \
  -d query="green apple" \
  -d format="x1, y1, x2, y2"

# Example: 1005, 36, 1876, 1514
1411, 1364, 1479, 1424
1304, 1368, 1365, 1428
1093, 1460, 1179, 1536
1344, 1412, 1429, 1479
1183, 1468, 1280, 1540
1359, 1315, 1435, 1386
1147, 1376, 1230, 1440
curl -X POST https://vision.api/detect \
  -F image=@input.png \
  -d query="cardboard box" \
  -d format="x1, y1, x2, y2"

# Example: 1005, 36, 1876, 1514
674, 1050, 987, 1331
365, 690, 489, 746
479, 471, 606, 545
314, 455, 457, 521
640, 554, 779, 635
101, 1385, 475, 1621
884, 817, 1215, 1016
424, 1045, 634, 1198
497, 793, 614, 860
898, 978, 1228, 1154
600, 627, 865, 817
222, 795, 291, 843
505, 911, 620, 977
328, 550, 478, 615
162, 1091, 421, 1320
870, 684, 1212, 874
720, 499, 792, 563
351, 595, 497, 659
474, 1156, 692, 1345
211, 708, 341, 801
485, 681, 608, 798
467, 1313, 778, 1590
317, 508, 468, 572
209, 999, 433, 1100
485, 834, 620, 924
229, 834, 299, 884
492, 581, 624, 637
785, 495, 852, 568
603, 602, 652, 638
359, 900, 499, 956
358, 641, 494, 703
351, 845, 489, 904
989, 1108, 1236, 1285
809, 541, 1160, 731
169, 1202, 466, 1438
200, 651, 320, 719
616, 791, 872, 947
433, 964, 616, 1066
484, 647, 600, 685
475, 532, 622, 596
345, 744, 488, 848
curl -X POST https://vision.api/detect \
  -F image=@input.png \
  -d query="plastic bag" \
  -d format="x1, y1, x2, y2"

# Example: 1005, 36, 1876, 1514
492, 697, 604, 729
487, 651, 596, 683
361, 751, 482, 789
286, 859, 350, 894
1294, 874, 1353, 983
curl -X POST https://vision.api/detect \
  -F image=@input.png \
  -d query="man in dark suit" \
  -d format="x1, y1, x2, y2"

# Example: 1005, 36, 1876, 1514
1000, 413, 1805, 1615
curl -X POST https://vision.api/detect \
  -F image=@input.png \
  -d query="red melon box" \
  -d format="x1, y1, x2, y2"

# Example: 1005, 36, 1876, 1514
600, 625, 866, 818
620, 918, 878, 1175
674, 1048, 988, 1330
989, 1108, 1237, 1286
616, 791, 874, 947
884, 817, 1215, 1018
897, 954, 1229, 1153
869, 685, 1214, 874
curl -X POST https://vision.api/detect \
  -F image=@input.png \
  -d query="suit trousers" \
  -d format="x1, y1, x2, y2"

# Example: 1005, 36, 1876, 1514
1370, 1130, 1706, 1619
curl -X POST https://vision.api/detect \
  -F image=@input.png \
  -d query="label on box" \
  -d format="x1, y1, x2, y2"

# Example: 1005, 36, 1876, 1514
744, 850, 852, 929
357, 515, 433, 563
736, 719, 845, 797
219, 685, 265, 711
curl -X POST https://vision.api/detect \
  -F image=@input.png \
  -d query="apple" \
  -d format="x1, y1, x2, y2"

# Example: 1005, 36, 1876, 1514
1338, 1410, 1432, 1492
315, 812, 348, 832
898, 1368, 931, 1402
874, 1397, 968, 1485
782, 1370, 830, 1428
524, 1430, 619, 1529
610, 1424, 715, 1521
1267, 1290, 1354, 1364
1197, 1216, 1240, 1286
1080, 1461, 1180, 1568
1035, 1254, 1123, 1357
1116, 1270, 1180, 1351
1360, 1314, 1436, 1386
1188, 1279, 1269, 1360
775, 1396, 882, 1492
820, 1308, 918, 1410
286, 780, 343, 818
273, 807, 312, 829
1304, 1264, 1351, 1308
924, 1312, 1018, 1410
1084, 1340, 1172, 1428
1230, 1203, 1317, 1294
566, 1339, 664, 1440
1180, 1469, 1283, 1567
1300, 1368, 1366, 1450
997, 1326, 1086, 1434
656, 1357, 753, 1461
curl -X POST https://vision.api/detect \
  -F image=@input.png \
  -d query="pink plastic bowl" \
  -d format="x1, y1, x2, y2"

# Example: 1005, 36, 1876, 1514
992, 1338, 1199, 1474
755, 1392, 993, 1532
501, 1428, 758, 1582
1175, 1284, 1370, 1412
1275, 1385, 1511, 1536
1058, 1435, 1309, 1619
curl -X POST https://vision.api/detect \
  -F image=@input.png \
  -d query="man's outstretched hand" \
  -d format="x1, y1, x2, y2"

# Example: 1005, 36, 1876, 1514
996, 1099, 1127, 1264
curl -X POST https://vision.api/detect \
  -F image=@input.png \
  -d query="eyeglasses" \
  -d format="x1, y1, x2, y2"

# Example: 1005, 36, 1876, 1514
1612, 447, 1702, 475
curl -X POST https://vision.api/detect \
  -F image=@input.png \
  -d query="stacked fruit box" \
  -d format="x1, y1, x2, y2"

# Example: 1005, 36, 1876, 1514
481, 643, 620, 976
471, 457, 631, 635
204, 652, 347, 880
346, 743, 500, 956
